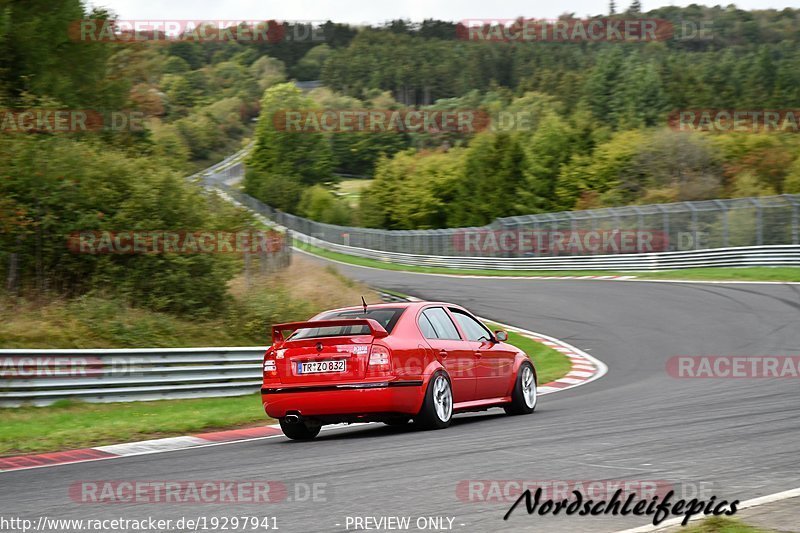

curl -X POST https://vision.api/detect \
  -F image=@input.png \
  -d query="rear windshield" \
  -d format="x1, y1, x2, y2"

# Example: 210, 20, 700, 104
289, 307, 405, 340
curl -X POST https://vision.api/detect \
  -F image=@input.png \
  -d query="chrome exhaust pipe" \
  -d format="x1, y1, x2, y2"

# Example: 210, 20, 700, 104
284, 414, 301, 424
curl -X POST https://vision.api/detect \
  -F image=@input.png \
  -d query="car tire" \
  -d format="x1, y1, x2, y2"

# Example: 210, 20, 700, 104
279, 418, 321, 440
505, 362, 537, 415
414, 371, 453, 430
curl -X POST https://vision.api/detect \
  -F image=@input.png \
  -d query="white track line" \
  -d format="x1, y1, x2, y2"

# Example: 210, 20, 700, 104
615, 487, 800, 532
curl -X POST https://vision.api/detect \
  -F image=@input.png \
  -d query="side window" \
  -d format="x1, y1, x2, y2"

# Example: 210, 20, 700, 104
421, 308, 462, 340
418, 313, 438, 339
451, 309, 492, 342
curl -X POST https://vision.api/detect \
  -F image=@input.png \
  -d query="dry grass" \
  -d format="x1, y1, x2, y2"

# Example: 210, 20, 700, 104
0, 254, 381, 348
229, 254, 381, 309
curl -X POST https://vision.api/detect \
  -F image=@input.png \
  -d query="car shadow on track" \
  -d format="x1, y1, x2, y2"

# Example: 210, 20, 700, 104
274, 410, 516, 443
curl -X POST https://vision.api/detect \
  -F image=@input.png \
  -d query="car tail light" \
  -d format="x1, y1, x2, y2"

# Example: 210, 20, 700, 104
368, 344, 392, 371
263, 356, 277, 378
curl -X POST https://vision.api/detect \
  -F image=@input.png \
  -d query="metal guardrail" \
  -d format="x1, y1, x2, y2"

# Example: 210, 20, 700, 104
293, 231, 800, 271
0, 294, 406, 407
0, 347, 265, 407
207, 166, 800, 269
189, 143, 252, 186
202, 148, 800, 267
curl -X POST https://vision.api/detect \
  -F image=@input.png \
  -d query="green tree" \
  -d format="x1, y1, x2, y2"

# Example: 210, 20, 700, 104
245, 83, 333, 212
449, 133, 528, 226
292, 44, 332, 80
518, 112, 575, 212
359, 149, 464, 229
0, 0, 126, 109
249, 55, 287, 91
0, 136, 247, 314
297, 185, 352, 225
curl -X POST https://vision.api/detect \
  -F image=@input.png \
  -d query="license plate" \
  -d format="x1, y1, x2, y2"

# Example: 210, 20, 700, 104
297, 360, 346, 374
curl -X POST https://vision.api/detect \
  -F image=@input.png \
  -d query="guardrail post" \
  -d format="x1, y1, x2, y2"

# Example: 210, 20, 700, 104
788, 196, 799, 245
749, 198, 763, 246
794, 205, 799, 245
713, 200, 729, 247
687, 203, 699, 250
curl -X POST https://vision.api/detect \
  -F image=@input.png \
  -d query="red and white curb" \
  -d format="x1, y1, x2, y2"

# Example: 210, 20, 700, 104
0, 306, 606, 473
0, 425, 282, 473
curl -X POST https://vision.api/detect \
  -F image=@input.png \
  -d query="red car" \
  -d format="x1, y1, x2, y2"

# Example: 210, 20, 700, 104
261, 301, 538, 440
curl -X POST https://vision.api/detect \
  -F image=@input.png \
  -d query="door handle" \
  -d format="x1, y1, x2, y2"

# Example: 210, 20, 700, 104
474, 351, 482, 358
439, 350, 448, 358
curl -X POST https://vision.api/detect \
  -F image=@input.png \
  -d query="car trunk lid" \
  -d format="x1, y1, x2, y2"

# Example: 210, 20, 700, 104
271, 319, 388, 384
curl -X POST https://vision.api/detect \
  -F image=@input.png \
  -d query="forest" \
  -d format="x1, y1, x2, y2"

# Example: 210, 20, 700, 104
3, 0, 800, 309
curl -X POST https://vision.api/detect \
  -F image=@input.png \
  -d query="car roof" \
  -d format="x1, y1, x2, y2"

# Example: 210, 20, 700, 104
323, 301, 458, 314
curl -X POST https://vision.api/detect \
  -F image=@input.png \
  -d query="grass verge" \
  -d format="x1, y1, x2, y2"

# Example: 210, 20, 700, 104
0, 394, 269, 456
297, 242, 800, 282
681, 517, 775, 532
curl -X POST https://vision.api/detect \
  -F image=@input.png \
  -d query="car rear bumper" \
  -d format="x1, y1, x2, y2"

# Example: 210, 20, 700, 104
261, 380, 425, 419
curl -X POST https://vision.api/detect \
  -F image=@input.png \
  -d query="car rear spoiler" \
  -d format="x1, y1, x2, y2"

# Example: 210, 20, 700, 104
271, 319, 389, 344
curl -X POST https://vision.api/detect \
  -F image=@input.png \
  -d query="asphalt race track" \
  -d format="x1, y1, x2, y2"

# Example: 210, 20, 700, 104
2, 255, 800, 533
